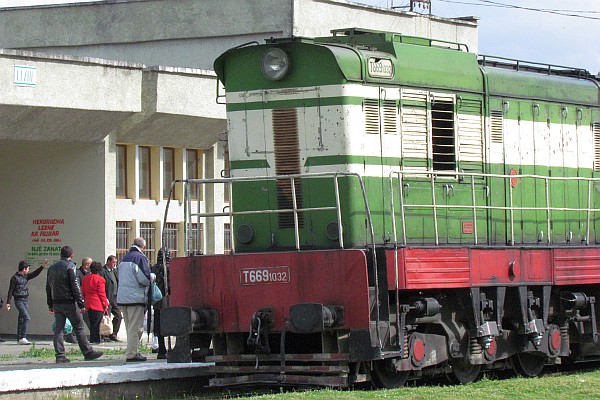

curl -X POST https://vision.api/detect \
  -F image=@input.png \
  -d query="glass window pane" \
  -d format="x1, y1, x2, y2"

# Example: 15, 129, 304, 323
186, 149, 200, 200
116, 145, 127, 198
139, 147, 151, 199
163, 148, 175, 199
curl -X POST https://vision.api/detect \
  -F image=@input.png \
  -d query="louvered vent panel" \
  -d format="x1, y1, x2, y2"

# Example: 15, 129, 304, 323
593, 122, 600, 172
490, 110, 504, 144
364, 99, 380, 134
401, 90, 429, 169
382, 100, 398, 135
457, 99, 483, 167
272, 108, 303, 228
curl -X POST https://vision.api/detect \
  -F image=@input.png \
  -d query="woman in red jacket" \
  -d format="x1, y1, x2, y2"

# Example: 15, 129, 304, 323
81, 261, 109, 344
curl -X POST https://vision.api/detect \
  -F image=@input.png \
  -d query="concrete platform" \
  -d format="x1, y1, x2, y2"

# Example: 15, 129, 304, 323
0, 336, 212, 398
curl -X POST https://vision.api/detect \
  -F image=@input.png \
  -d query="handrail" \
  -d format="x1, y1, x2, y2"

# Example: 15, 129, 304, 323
164, 172, 375, 255
163, 171, 383, 348
389, 169, 600, 247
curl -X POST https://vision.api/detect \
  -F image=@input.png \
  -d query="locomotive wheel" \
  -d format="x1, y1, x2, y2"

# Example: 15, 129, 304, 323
371, 359, 410, 389
512, 353, 546, 377
447, 357, 481, 384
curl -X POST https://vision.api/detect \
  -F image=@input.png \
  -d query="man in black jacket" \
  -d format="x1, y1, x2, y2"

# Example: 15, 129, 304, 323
46, 245, 103, 363
5, 259, 48, 344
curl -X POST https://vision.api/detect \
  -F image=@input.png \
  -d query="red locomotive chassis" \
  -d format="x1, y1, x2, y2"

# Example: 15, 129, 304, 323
169, 249, 371, 331
169, 246, 600, 332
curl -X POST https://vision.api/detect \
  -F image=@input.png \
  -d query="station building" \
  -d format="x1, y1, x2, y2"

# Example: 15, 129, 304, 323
0, 0, 477, 335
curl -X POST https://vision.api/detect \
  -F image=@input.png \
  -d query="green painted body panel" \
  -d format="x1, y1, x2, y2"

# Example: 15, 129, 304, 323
215, 29, 600, 251
214, 42, 353, 92
483, 67, 599, 106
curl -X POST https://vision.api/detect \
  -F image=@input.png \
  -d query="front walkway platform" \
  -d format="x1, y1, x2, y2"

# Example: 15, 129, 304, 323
0, 337, 212, 399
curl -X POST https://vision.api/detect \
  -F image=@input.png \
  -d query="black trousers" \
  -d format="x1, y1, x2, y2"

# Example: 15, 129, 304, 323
52, 302, 93, 359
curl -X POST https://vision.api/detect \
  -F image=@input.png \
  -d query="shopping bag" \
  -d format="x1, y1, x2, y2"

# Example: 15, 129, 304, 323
100, 314, 113, 336
151, 281, 163, 305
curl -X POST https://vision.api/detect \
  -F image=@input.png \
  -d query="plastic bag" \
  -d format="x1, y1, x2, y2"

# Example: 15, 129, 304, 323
151, 281, 163, 304
52, 318, 73, 335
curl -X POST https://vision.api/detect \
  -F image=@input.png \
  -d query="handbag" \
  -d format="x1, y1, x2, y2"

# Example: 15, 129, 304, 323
150, 281, 163, 305
100, 314, 113, 336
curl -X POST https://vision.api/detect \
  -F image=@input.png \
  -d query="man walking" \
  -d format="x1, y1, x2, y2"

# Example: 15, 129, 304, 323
117, 237, 152, 362
5, 259, 48, 345
102, 255, 122, 341
46, 245, 103, 363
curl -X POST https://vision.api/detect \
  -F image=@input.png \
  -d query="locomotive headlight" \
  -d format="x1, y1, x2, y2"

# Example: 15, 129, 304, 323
261, 48, 289, 80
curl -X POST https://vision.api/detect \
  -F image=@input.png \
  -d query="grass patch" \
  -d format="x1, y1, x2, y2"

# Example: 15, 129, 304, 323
18, 342, 130, 358
183, 371, 600, 400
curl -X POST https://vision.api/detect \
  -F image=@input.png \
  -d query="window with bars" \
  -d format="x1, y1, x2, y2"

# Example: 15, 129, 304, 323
431, 98, 456, 171
188, 222, 204, 255
163, 147, 175, 199
116, 221, 132, 262
224, 223, 232, 254
163, 222, 179, 258
116, 144, 128, 198
140, 222, 156, 263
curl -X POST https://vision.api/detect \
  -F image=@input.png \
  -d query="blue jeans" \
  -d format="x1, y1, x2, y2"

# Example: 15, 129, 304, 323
14, 299, 30, 340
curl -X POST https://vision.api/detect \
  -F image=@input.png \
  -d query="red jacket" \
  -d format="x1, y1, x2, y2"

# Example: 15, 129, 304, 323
81, 273, 109, 312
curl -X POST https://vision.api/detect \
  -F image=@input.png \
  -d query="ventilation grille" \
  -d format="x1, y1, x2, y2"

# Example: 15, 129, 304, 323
272, 108, 303, 228
382, 100, 398, 135
594, 122, 600, 172
490, 110, 504, 144
364, 99, 380, 134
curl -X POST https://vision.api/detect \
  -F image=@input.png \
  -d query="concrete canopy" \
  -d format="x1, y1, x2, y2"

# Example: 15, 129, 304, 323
0, 50, 225, 147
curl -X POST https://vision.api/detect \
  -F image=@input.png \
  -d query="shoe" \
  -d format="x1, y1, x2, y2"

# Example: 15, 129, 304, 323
56, 357, 71, 364
108, 334, 120, 342
84, 351, 104, 361
18, 338, 31, 345
157, 353, 167, 360
126, 354, 147, 362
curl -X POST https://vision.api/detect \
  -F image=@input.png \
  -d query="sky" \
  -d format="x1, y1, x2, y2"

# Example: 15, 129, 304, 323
0, 0, 598, 74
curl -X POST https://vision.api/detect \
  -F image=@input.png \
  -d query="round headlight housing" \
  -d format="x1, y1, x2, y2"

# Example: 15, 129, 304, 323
261, 48, 289, 81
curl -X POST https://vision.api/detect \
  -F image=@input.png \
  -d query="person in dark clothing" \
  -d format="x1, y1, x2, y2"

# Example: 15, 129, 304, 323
151, 246, 170, 359
76, 257, 92, 330
46, 245, 103, 363
101, 255, 122, 341
5, 259, 49, 344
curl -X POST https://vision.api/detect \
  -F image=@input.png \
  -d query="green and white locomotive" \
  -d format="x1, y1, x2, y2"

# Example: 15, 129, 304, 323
163, 28, 600, 387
